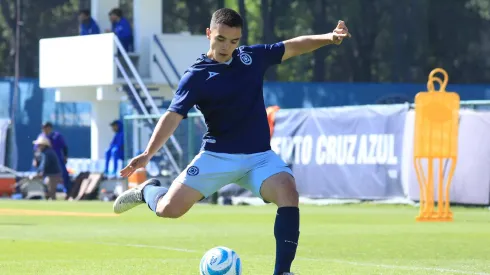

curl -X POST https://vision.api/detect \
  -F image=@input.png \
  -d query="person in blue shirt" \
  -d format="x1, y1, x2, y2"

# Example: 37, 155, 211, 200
113, 8, 350, 275
33, 122, 72, 196
108, 8, 133, 52
104, 120, 124, 177
78, 10, 100, 35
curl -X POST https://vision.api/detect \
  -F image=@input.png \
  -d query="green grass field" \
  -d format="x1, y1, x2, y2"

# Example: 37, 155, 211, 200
0, 200, 489, 275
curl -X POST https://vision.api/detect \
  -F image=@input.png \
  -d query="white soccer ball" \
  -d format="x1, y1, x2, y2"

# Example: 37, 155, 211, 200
200, 246, 242, 275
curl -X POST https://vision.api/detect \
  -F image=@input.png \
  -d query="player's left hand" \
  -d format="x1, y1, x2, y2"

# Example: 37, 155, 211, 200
332, 20, 351, 45
120, 153, 150, 178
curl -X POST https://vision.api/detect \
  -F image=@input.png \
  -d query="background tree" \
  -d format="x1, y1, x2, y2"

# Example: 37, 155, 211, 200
1, 0, 489, 84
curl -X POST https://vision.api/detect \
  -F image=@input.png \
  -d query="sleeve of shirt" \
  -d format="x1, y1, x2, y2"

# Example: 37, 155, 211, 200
56, 133, 66, 148
37, 152, 46, 174
249, 42, 285, 68
167, 72, 200, 119
118, 19, 133, 38
55, 133, 68, 157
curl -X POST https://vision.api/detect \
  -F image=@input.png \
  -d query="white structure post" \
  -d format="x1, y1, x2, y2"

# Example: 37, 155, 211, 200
90, 0, 119, 33
133, 0, 162, 77
90, 100, 120, 161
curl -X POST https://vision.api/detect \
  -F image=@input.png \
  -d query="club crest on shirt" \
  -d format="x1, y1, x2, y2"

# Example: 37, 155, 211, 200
187, 166, 199, 176
239, 52, 252, 65
203, 138, 216, 144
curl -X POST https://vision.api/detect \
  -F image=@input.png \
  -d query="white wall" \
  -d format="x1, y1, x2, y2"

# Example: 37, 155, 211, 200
39, 33, 116, 88
91, 0, 119, 33
91, 101, 121, 161
133, 0, 162, 78
150, 34, 210, 86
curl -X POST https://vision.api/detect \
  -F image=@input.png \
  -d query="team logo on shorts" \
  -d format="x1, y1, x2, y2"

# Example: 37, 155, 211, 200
187, 166, 199, 176
239, 53, 252, 65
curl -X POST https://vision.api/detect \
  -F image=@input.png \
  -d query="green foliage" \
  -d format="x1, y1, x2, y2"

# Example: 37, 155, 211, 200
1, 0, 490, 83
0, 0, 81, 77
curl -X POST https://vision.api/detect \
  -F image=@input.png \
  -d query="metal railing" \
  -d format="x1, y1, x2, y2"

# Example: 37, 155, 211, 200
0, 165, 19, 176
152, 35, 206, 125
114, 37, 183, 156
113, 36, 183, 174
409, 100, 490, 109
152, 55, 175, 90
153, 35, 181, 82
123, 112, 204, 165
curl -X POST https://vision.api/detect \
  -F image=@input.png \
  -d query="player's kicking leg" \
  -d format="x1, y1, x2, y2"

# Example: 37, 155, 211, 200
113, 178, 203, 217
114, 151, 238, 217
113, 178, 161, 214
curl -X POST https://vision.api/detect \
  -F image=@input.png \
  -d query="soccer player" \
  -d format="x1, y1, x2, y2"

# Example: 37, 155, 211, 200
113, 8, 350, 275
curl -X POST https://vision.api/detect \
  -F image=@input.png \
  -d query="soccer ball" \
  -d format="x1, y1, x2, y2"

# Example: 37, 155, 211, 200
200, 246, 242, 275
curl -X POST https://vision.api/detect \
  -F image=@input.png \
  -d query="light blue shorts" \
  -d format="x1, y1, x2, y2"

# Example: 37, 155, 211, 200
174, 150, 293, 199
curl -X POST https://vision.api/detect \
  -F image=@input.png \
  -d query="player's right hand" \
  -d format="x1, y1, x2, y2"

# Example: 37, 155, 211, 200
120, 153, 150, 178
332, 20, 351, 45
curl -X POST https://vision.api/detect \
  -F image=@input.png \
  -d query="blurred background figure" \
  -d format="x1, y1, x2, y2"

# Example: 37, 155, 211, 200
107, 8, 133, 52
104, 120, 124, 178
34, 122, 72, 197
78, 9, 100, 35
31, 136, 61, 200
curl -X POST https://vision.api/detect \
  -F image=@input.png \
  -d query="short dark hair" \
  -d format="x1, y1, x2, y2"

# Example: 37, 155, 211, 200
210, 8, 243, 29
79, 9, 90, 16
109, 8, 123, 17
42, 122, 53, 128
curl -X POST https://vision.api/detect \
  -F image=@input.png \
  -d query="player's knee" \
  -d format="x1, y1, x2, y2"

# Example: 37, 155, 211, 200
263, 173, 299, 207
276, 179, 299, 207
155, 201, 185, 219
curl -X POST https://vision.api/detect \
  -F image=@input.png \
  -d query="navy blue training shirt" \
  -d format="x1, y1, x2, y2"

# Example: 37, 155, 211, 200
167, 42, 285, 154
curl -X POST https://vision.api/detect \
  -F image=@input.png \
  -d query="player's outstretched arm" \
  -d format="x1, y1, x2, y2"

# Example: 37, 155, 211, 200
143, 111, 183, 158
120, 69, 198, 178
282, 20, 350, 62
120, 111, 182, 177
